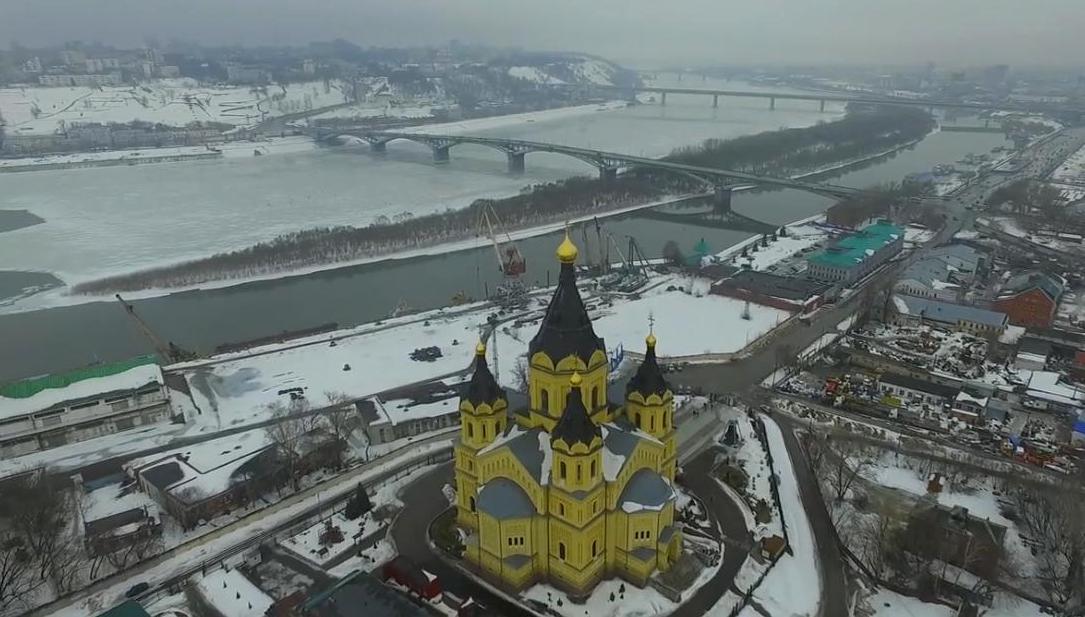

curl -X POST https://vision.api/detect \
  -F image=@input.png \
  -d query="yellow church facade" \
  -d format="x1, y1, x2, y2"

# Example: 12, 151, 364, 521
452, 233, 682, 597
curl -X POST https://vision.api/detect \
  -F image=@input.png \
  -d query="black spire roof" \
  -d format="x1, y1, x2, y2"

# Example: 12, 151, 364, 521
529, 260, 606, 366
551, 375, 600, 447
463, 342, 505, 407
626, 334, 670, 399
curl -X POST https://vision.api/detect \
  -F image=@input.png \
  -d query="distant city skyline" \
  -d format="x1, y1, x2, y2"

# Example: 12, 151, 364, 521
3, 0, 1085, 69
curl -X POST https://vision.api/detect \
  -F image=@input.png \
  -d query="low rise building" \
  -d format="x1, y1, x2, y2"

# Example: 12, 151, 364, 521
302, 568, 435, 617
806, 220, 903, 284
710, 270, 831, 313
126, 428, 336, 528
992, 271, 1065, 328
78, 482, 161, 556
878, 373, 959, 409
895, 244, 985, 302
903, 504, 1007, 580
0, 356, 171, 459
38, 72, 123, 87
890, 295, 1009, 336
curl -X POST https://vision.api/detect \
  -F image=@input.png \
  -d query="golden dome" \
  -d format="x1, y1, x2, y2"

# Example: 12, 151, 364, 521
475, 341, 487, 356
569, 371, 583, 387
556, 230, 578, 264
646, 332, 657, 348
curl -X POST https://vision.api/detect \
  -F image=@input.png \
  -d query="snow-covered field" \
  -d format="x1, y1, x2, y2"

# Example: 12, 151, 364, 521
0, 79, 351, 135
175, 304, 491, 430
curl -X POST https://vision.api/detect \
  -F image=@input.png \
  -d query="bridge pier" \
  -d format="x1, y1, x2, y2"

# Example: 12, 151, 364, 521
369, 141, 386, 153
507, 152, 525, 174
769, 97, 776, 111
599, 167, 618, 183
713, 185, 733, 213
713, 94, 719, 109
660, 92, 667, 106
819, 99, 826, 113
432, 145, 450, 164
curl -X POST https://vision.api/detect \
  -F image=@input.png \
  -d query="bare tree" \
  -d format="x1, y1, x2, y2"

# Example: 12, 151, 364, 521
1013, 483, 1085, 608
512, 357, 530, 393
857, 512, 895, 579
322, 391, 361, 468
825, 437, 873, 503
0, 530, 38, 614
0, 471, 74, 584
104, 533, 164, 571
265, 399, 319, 491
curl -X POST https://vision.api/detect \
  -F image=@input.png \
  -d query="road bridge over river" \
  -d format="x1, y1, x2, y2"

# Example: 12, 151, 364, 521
312, 128, 874, 210
587, 84, 1085, 118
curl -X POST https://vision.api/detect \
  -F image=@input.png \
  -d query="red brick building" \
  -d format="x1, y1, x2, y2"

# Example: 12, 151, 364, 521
992, 271, 1064, 329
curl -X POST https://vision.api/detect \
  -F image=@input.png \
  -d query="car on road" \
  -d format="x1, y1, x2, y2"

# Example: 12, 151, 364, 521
125, 582, 150, 598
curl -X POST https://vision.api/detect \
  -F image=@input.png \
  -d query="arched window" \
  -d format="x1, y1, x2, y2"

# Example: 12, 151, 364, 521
592, 540, 598, 557
591, 387, 599, 409
590, 459, 596, 479
559, 503, 565, 516
481, 423, 487, 439
650, 414, 655, 431
469, 496, 476, 512
560, 461, 567, 480
467, 423, 474, 438
559, 542, 567, 560
540, 389, 549, 412
576, 464, 582, 482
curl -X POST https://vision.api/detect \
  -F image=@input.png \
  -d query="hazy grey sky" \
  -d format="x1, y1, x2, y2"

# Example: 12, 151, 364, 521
4, 0, 1084, 68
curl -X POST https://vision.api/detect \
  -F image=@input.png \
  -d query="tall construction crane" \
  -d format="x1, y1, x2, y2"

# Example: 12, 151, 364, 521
477, 202, 527, 305
477, 201, 526, 278
115, 294, 196, 364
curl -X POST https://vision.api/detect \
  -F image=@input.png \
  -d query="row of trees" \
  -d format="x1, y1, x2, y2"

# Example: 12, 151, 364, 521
74, 105, 935, 295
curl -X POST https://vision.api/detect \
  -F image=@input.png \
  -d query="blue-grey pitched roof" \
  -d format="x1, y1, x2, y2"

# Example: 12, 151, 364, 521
477, 478, 535, 520
1000, 271, 1064, 302
899, 245, 981, 291
506, 428, 545, 483
603, 421, 640, 459
619, 469, 673, 508
894, 295, 1008, 328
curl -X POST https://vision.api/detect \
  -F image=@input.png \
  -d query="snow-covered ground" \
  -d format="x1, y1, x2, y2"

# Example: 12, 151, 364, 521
174, 304, 491, 431
279, 462, 436, 569
738, 415, 820, 617
523, 579, 675, 617
193, 568, 273, 617
860, 584, 1048, 617
0, 79, 351, 134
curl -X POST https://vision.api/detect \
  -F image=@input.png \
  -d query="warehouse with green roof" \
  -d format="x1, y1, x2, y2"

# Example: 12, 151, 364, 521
0, 356, 169, 459
806, 220, 904, 284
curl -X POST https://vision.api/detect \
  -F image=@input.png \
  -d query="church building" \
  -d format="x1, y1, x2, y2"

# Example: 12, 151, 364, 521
453, 231, 682, 597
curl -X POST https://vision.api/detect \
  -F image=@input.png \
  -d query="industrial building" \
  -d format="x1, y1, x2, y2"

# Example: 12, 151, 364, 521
0, 356, 171, 459
806, 220, 904, 284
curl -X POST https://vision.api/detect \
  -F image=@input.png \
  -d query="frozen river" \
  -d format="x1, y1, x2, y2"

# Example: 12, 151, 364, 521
0, 78, 1011, 381
0, 79, 846, 307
